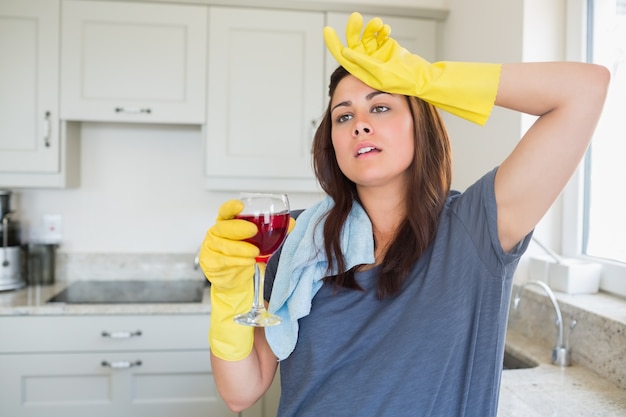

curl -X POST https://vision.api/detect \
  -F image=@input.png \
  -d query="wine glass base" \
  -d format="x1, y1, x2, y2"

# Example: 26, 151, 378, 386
234, 308, 282, 327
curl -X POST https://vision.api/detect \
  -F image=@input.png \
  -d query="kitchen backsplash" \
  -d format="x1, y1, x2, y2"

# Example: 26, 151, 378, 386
55, 252, 205, 282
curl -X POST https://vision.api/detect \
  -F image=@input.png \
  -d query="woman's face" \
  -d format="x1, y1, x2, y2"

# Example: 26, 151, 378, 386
330, 75, 415, 190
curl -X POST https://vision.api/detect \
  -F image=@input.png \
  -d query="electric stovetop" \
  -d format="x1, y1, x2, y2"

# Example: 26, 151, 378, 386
47, 280, 205, 304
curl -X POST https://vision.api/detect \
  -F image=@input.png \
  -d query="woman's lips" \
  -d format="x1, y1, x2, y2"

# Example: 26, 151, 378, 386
355, 145, 381, 157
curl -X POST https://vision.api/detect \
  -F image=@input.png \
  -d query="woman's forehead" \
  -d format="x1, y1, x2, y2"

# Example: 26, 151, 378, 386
332, 75, 373, 97
331, 75, 396, 108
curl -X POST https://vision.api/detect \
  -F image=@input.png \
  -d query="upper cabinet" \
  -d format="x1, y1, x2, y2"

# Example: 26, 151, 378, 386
204, 7, 326, 192
0, 0, 79, 188
0, 0, 59, 173
60, 0, 208, 125
204, 8, 438, 192
0, 0, 441, 189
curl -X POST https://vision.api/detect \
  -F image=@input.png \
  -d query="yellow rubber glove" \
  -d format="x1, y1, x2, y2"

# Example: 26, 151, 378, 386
323, 12, 502, 125
200, 201, 296, 361
200, 200, 259, 361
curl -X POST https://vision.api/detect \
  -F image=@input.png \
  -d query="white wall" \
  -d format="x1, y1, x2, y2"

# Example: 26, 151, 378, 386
520, 0, 567, 253
441, 0, 524, 191
441, 0, 568, 260
15, 123, 322, 254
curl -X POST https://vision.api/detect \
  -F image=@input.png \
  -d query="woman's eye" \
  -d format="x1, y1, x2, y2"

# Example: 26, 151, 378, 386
337, 114, 353, 123
372, 105, 389, 113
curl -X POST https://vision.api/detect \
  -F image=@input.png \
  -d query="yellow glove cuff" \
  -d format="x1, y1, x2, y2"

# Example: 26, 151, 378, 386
209, 287, 254, 361
419, 61, 502, 126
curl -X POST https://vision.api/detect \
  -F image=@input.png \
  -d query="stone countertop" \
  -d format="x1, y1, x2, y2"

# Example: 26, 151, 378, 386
499, 330, 626, 416
0, 282, 212, 316
1, 282, 625, 416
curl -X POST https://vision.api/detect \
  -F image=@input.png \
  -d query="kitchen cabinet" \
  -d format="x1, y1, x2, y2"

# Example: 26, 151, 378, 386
0, 0, 79, 188
61, 0, 207, 124
204, 7, 326, 192
204, 8, 438, 192
0, 315, 235, 417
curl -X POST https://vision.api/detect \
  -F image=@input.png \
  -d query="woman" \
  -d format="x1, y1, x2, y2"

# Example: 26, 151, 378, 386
200, 13, 609, 417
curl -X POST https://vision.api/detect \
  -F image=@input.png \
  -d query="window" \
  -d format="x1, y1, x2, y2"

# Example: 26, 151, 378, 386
564, 0, 626, 297
584, 0, 626, 263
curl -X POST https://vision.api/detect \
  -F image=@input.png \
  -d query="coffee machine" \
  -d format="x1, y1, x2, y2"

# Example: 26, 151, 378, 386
0, 190, 26, 291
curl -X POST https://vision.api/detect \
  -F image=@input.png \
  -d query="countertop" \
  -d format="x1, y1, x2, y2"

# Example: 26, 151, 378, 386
1, 282, 625, 416
499, 331, 626, 416
0, 282, 212, 316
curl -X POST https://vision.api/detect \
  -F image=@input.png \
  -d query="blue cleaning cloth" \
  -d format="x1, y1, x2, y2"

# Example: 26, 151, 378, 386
266, 196, 375, 361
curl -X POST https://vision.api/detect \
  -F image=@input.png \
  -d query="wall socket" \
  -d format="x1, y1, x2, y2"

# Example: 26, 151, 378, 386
42, 214, 63, 243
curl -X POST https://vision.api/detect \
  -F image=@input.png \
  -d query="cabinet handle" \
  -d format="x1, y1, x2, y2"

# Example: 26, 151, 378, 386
43, 111, 51, 147
310, 119, 319, 143
114, 106, 152, 114
101, 330, 142, 339
101, 360, 142, 369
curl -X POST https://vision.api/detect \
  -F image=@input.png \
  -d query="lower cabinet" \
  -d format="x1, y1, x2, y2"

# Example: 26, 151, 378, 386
0, 350, 232, 417
0, 314, 278, 417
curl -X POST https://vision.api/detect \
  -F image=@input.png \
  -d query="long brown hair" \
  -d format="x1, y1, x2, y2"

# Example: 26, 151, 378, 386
312, 66, 452, 299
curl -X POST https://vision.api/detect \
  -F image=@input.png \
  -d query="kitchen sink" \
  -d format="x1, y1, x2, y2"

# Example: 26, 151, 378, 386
47, 280, 205, 304
503, 350, 539, 370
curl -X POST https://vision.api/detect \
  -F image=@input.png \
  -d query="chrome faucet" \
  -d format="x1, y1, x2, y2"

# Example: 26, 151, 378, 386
513, 280, 575, 367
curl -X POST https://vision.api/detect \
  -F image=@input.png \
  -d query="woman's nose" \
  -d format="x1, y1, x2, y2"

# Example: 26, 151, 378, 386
352, 119, 372, 137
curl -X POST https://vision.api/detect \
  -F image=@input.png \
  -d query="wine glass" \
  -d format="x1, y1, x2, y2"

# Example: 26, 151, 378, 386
234, 192, 290, 327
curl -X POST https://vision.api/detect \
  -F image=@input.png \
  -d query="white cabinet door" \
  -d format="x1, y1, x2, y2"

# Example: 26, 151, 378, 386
0, 0, 61, 175
61, 0, 207, 124
205, 7, 325, 192
0, 315, 211, 353
0, 314, 237, 417
325, 12, 438, 86
0, 351, 235, 417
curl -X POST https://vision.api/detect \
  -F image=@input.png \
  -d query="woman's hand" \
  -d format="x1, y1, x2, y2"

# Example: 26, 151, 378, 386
323, 12, 502, 125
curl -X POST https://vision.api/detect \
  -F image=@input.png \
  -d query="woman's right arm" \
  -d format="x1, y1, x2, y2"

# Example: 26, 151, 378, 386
199, 199, 281, 412
211, 327, 279, 412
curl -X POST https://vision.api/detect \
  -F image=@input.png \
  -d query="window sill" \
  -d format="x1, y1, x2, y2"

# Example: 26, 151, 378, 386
551, 289, 626, 326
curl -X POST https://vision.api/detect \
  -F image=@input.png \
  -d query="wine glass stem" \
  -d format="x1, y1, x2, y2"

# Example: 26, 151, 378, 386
252, 261, 267, 312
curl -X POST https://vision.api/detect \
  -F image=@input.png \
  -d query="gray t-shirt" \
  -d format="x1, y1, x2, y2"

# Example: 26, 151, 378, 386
265, 168, 530, 417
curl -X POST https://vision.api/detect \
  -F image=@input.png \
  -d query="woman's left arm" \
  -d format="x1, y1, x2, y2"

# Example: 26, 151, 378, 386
494, 62, 610, 252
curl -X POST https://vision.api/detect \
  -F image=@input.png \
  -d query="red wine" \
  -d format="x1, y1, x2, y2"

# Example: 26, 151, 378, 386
236, 212, 290, 261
